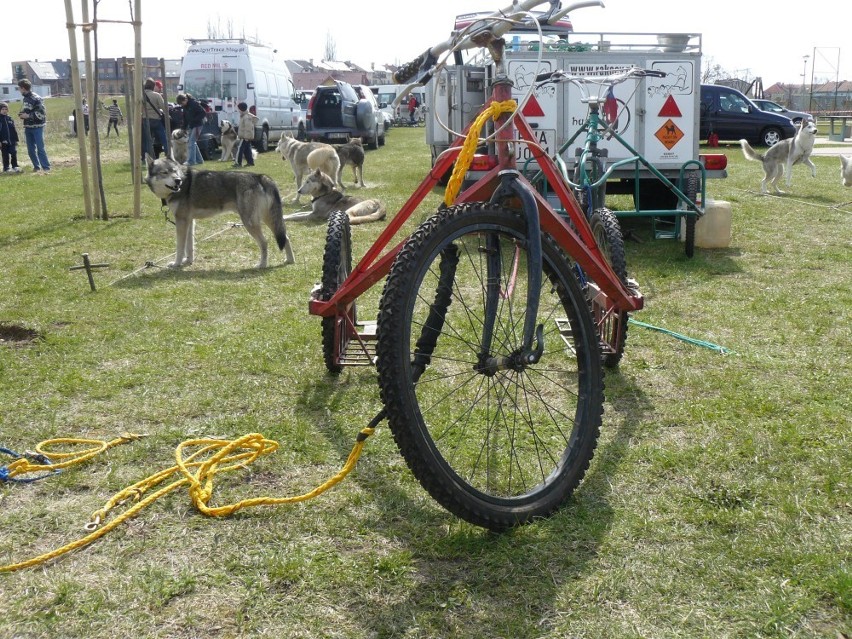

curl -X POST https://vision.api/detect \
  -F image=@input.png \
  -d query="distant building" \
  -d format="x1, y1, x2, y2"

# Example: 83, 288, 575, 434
9, 58, 180, 98
0, 82, 51, 101
287, 59, 397, 90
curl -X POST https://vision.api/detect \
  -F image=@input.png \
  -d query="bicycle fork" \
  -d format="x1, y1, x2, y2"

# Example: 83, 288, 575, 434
476, 171, 545, 375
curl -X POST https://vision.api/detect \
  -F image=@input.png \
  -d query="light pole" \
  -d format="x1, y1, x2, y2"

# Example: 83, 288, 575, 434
802, 55, 810, 111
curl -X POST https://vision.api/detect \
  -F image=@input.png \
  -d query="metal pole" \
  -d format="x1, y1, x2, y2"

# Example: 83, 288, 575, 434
132, 0, 143, 218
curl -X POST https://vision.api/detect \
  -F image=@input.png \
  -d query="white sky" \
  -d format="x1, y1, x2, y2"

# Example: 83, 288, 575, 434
0, 0, 847, 87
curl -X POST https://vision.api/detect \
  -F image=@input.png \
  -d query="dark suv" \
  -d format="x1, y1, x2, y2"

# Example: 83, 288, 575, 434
306, 80, 383, 148
700, 84, 796, 146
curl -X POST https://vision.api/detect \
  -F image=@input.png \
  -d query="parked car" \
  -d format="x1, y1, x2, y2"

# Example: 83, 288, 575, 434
353, 84, 387, 143
751, 99, 813, 125
306, 81, 384, 149
700, 84, 797, 146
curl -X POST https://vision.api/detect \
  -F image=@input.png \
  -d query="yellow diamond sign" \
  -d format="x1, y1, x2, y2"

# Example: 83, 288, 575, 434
655, 118, 684, 150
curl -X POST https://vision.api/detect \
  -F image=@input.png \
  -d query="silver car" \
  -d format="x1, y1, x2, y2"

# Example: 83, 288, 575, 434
751, 99, 813, 125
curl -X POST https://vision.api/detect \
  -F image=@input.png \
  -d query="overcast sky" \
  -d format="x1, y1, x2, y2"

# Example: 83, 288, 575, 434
0, 0, 847, 87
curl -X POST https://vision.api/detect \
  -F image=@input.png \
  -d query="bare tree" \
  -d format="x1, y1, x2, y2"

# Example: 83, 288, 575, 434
324, 31, 337, 61
702, 57, 729, 84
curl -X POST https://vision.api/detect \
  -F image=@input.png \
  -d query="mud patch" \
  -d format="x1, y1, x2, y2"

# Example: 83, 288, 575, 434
0, 322, 42, 346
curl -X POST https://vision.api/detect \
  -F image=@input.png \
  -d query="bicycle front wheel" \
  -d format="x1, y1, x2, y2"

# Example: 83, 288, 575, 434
376, 202, 604, 531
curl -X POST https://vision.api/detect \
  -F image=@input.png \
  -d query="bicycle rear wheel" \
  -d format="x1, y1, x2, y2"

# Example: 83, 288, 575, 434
589, 207, 628, 368
376, 202, 604, 531
683, 170, 700, 258
320, 211, 354, 374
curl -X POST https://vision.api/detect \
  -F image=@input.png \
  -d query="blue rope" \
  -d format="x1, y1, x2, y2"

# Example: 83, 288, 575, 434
628, 318, 734, 355
0, 446, 60, 483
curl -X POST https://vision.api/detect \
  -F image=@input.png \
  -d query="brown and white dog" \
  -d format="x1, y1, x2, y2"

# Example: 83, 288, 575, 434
284, 169, 385, 225
334, 138, 366, 188
740, 120, 818, 194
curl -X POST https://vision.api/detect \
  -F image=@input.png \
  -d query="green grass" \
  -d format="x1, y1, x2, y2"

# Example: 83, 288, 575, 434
0, 123, 849, 639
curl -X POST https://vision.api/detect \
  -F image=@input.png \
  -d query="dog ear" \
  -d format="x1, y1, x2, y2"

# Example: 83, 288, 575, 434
145, 154, 155, 170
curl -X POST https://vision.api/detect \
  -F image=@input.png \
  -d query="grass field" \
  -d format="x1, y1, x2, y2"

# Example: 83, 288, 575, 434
0, 110, 849, 639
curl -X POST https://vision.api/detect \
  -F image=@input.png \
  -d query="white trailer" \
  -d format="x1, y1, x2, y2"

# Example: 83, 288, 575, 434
426, 29, 727, 210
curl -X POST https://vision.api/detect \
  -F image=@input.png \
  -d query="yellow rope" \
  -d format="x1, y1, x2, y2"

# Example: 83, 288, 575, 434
0, 428, 375, 573
2, 433, 145, 480
444, 99, 517, 207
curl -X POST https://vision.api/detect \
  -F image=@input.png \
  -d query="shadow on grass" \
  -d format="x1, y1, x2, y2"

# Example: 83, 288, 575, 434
304, 363, 654, 636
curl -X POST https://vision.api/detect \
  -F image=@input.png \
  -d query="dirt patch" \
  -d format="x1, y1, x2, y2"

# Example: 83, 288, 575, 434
0, 323, 42, 346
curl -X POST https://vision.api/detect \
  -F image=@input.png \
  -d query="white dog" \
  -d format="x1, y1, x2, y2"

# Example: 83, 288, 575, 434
170, 129, 188, 164
275, 134, 342, 203
841, 155, 852, 187
739, 120, 818, 194
219, 120, 239, 162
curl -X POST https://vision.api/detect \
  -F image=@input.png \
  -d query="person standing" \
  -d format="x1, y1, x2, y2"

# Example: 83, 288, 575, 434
142, 77, 168, 159
176, 92, 206, 166
408, 93, 418, 124
233, 101, 257, 168
16, 79, 50, 173
82, 98, 90, 134
0, 102, 21, 173
104, 99, 123, 136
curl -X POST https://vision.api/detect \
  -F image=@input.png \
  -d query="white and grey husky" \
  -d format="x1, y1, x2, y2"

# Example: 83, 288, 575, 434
218, 120, 239, 162
145, 155, 295, 268
840, 155, 852, 187
739, 120, 818, 194
276, 134, 342, 202
284, 169, 385, 225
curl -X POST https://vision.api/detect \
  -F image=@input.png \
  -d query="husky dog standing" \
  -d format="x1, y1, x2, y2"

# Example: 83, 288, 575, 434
840, 155, 852, 187
218, 120, 239, 162
739, 120, 818, 194
334, 138, 366, 188
285, 169, 385, 225
145, 155, 295, 268
276, 133, 342, 202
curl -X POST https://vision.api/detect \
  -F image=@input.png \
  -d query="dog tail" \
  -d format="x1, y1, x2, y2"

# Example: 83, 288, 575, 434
264, 177, 296, 264
347, 200, 387, 225
739, 139, 764, 163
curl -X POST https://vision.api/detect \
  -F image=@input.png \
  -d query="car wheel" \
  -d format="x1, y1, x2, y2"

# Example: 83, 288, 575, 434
255, 128, 269, 153
762, 127, 783, 147
367, 125, 379, 150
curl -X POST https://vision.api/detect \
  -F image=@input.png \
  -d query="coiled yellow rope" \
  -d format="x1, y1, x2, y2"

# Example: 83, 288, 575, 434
444, 99, 517, 207
0, 428, 375, 573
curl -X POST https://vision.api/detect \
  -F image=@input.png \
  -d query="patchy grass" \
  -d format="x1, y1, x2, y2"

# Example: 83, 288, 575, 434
0, 126, 849, 639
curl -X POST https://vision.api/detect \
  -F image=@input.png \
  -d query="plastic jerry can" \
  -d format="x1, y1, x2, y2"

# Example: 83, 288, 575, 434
680, 199, 732, 248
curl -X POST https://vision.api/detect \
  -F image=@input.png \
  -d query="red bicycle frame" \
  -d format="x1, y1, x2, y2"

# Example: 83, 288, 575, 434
308, 77, 643, 337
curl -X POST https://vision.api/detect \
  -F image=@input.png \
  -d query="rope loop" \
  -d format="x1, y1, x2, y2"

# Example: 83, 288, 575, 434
444, 99, 517, 207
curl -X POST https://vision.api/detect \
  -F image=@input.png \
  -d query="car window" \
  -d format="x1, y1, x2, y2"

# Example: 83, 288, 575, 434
339, 83, 359, 102
720, 91, 749, 113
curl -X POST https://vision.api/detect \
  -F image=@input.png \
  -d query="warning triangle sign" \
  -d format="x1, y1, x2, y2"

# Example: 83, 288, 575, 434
522, 95, 545, 118
658, 95, 682, 118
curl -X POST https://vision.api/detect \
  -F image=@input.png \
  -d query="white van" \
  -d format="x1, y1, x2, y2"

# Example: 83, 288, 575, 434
177, 39, 305, 151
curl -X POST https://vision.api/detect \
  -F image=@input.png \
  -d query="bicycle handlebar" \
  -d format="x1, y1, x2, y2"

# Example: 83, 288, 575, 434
392, 0, 605, 86
538, 67, 667, 85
